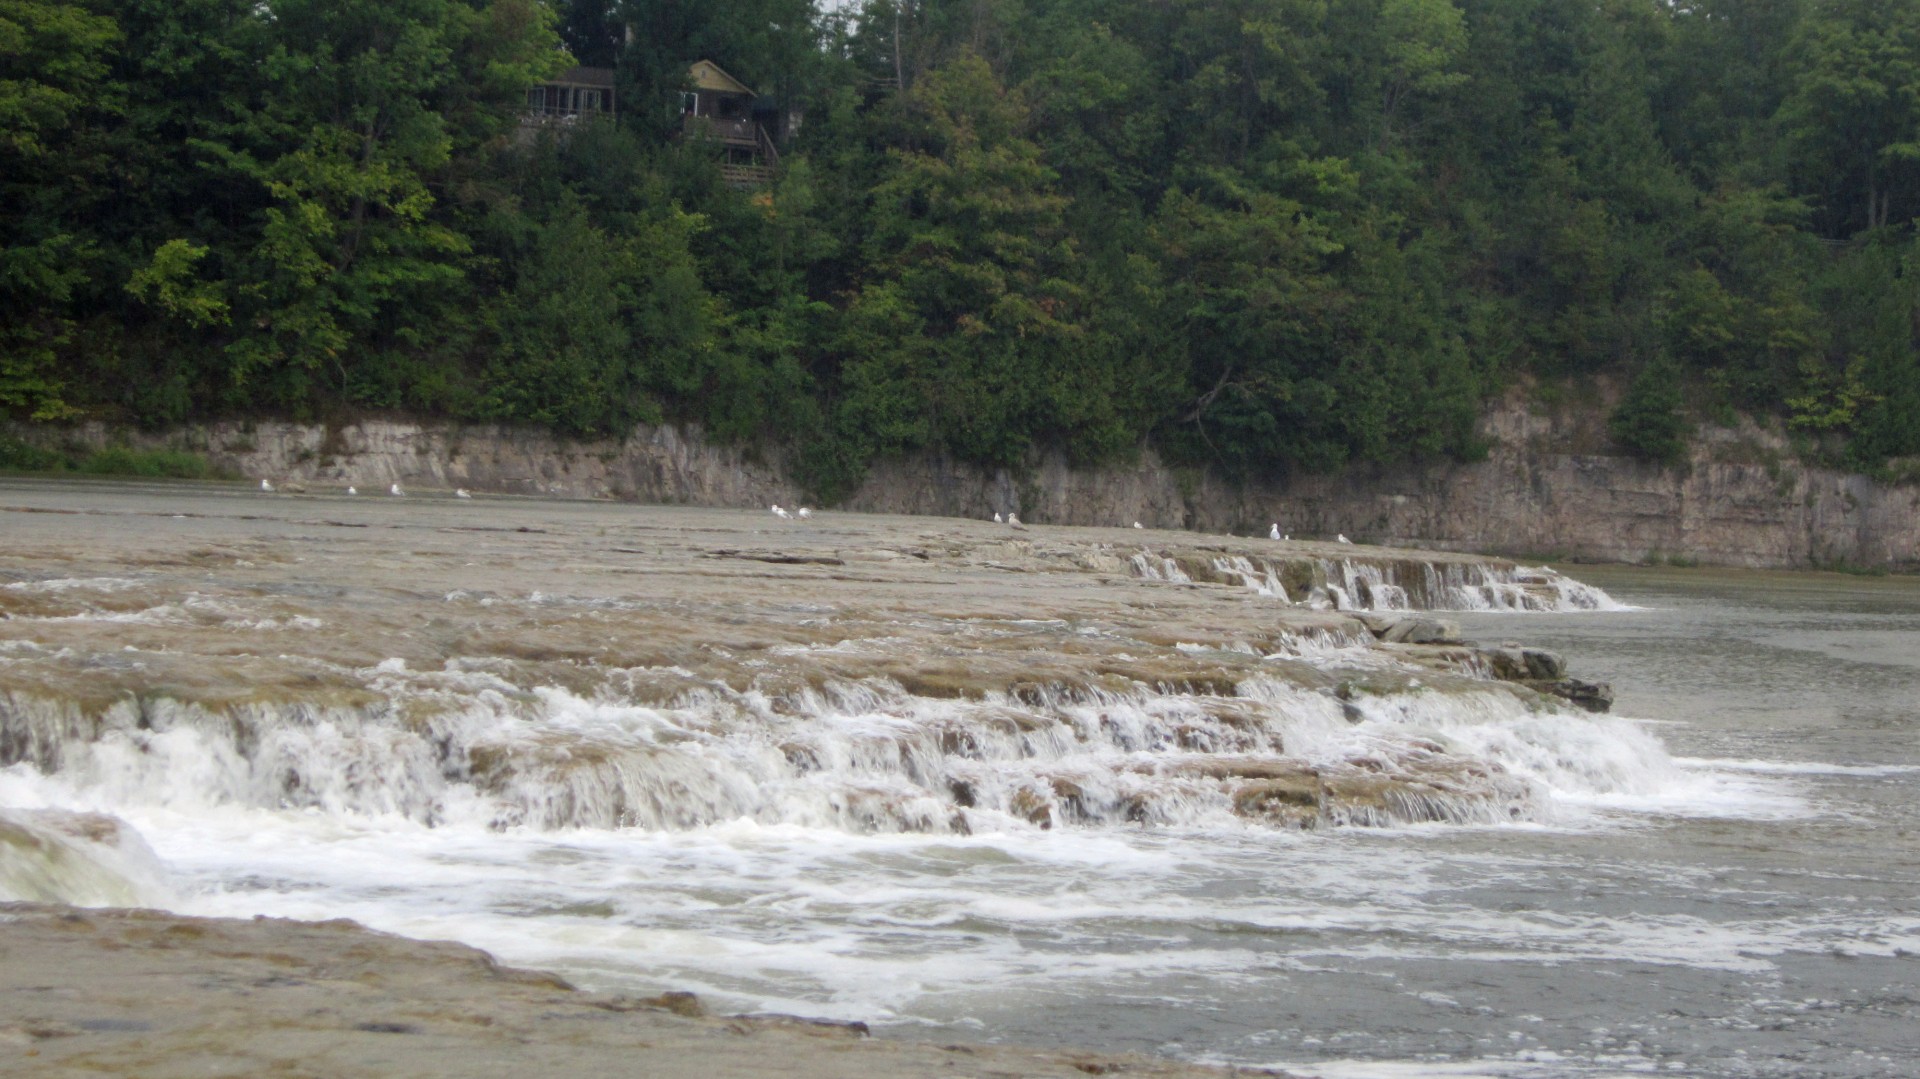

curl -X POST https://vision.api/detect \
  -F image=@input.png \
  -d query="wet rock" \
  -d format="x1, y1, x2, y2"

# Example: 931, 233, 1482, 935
1008, 787, 1053, 828
1380, 617, 1462, 645
1471, 639, 1606, 709
1231, 776, 1321, 827
1351, 613, 1398, 637
0, 809, 163, 908
1477, 646, 1529, 681
0, 901, 1256, 1078
1170, 758, 1316, 782
1049, 776, 1091, 822
732, 1013, 871, 1039
708, 550, 846, 566
1067, 551, 1129, 574
354, 1021, 421, 1034
642, 991, 706, 1018
1538, 678, 1613, 713
1476, 646, 1571, 685
1523, 648, 1568, 680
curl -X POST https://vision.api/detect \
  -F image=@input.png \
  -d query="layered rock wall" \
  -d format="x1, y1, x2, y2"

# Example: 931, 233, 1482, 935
17, 406, 1919, 570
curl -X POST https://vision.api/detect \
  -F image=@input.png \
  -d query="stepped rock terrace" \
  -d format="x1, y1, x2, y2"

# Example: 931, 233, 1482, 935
0, 479, 1624, 839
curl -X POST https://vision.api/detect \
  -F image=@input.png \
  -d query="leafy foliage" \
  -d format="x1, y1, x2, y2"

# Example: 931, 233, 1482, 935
6, 0, 1920, 492
1610, 355, 1691, 464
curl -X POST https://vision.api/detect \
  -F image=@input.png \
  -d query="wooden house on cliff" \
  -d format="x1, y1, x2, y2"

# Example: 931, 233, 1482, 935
519, 58, 796, 188
679, 59, 788, 187
524, 66, 617, 124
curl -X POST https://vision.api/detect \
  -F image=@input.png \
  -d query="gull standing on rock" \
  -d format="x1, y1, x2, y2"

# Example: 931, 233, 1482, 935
455, 488, 472, 499
1007, 512, 1024, 529
1337, 533, 1351, 544
390, 483, 404, 497
993, 512, 1003, 524
796, 507, 812, 519
1133, 521, 1143, 529
346, 486, 357, 496
260, 479, 274, 493
1269, 523, 1280, 540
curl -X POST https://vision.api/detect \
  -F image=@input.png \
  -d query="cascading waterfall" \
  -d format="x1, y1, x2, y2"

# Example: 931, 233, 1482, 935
1, 658, 1670, 840
1209, 556, 1289, 600
1126, 550, 1625, 613
12, 485, 1901, 1079
1337, 561, 1411, 610
1, 504, 1650, 923
1431, 562, 1623, 611
1256, 624, 1380, 660
1128, 552, 1192, 583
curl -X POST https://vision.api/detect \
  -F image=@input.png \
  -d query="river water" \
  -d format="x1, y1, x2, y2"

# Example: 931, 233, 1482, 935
2, 479, 1916, 1077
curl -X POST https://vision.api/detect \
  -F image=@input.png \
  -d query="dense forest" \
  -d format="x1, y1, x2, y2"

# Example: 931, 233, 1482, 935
5, 0, 1920, 496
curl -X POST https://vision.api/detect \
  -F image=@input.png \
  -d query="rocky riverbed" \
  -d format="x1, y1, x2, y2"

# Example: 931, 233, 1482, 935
0, 478, 1639, 1075
0, 902, 1286, 1078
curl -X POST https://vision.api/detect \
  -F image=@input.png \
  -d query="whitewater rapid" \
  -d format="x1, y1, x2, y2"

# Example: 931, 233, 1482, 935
5, 482, 1915, 1078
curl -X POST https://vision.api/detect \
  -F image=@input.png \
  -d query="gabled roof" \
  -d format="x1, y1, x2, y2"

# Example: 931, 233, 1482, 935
688, 59, 755, 97
553, 66, 615, 88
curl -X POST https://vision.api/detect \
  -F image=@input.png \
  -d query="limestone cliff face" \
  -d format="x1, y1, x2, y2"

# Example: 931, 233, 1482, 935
28, 406, 1920, 570
843, 409, 1919, 570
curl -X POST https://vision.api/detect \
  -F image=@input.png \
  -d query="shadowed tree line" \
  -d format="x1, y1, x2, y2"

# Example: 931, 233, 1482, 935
5, 0, 1920, 495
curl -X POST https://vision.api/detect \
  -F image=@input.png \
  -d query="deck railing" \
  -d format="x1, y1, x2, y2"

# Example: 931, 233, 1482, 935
684, 115, 761, 147
522, 103, 612, 124
720, 164, 777, 187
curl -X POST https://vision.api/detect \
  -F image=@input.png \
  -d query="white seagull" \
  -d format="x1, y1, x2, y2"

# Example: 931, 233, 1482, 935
771, 504, 792, 519
796, 506, 812, 519
1133, 521, 1143, 529
346, 486, 357, 496
993, 512, 1003, 524
390, 483, 404, 497
455, 488, 472, 499
1007, 512, 1023, 527
1337, 533, 1352, 544
1269, 523, 1280, 540
260, 479, 274, 493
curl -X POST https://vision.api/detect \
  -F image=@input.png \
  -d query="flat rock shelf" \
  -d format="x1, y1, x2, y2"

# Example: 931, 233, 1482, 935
0, 903, 1278, 1078
0, 477, 1638, 1076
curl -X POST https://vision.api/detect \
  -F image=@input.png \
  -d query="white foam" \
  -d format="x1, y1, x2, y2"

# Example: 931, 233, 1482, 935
0, 592, 1871, 1055
1241, 1060, 1654, 1079
2, 576, 147, 593
1129, 553, 1631, 614
102, 788, 1892, 1041
1672, 757, 1920, 777
1, 650, 1751, 840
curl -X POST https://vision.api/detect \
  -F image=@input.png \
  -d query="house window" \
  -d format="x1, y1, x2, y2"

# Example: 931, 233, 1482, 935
682, 91, 698, 115
526, 87, 546, 110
